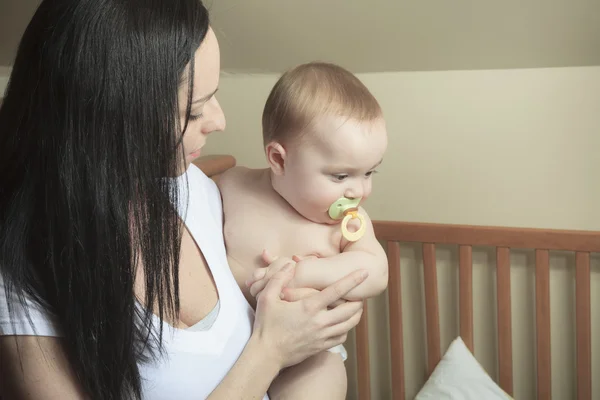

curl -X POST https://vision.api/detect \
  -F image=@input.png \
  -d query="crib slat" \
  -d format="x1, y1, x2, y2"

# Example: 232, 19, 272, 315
576, 252, 591, 400
459, 245, 474, 353
356, 301, 371, 400
496, 246, 513, 396
422, 243, 441, 376
535, 249, 551, 400
387, 241, 405, 400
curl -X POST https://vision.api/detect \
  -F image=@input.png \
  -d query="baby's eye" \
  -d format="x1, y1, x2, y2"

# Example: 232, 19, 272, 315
365, 170, 378, 177
333, 174, 348, 181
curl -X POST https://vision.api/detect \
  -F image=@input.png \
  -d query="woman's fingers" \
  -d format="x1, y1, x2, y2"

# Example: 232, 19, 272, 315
323, 333, 349, 350
329, 299, 346, 309
305, 269, 368, 311
319, 300, 363, 327
281, 287, 320, 302
257, 262, 295, 301
321, 307, 363, 339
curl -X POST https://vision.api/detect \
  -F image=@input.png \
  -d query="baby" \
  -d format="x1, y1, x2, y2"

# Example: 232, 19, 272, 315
218, 62, 389, 399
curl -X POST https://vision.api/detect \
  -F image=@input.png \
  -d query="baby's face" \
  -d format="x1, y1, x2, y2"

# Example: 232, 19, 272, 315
279, 116, 388, 224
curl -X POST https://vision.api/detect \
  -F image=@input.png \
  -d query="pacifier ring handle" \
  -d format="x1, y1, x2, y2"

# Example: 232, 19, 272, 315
341, 212, 366, 242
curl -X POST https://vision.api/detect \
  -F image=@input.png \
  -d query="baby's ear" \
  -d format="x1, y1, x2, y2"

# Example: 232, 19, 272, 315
265, 141, 287, 175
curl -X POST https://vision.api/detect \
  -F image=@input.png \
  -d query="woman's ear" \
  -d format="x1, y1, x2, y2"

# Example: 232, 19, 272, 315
265, 141, 287, 175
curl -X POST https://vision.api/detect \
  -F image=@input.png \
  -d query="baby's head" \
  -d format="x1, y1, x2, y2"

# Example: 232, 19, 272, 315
262, 62, 388, 224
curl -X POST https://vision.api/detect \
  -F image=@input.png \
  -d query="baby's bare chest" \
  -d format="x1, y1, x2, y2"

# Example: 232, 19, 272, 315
222, 190, 342, 269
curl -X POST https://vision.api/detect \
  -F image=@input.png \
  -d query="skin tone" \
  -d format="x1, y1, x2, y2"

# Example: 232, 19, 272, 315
215, 114, 388, 399
267, 115, 388, 225
244, 116, 389, 301
171, 32, 372, 400
0, 26, 368, 399
176, 29, 226, 174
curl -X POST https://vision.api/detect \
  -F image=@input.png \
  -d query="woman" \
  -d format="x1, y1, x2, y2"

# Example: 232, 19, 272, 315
0, 1, 367, 399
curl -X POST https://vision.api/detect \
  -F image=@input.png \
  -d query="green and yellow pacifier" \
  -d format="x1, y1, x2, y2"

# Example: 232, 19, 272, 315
328, 197, 366, 242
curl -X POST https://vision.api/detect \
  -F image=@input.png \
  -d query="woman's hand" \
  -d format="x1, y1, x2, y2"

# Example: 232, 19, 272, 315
246, 250, 296, 298
247, 251, 320, 299
282, 286, 348, 309
251, 262, 367, 370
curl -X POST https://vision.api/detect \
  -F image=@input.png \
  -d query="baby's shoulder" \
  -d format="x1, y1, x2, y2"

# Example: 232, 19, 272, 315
217, 166, 251, 191
218, 167, 271, 206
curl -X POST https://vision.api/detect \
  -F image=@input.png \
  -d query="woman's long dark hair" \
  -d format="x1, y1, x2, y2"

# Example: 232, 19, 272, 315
0, 0, 209, 398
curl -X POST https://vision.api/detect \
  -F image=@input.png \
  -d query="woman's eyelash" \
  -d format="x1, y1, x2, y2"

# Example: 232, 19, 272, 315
189, 113, 203, 121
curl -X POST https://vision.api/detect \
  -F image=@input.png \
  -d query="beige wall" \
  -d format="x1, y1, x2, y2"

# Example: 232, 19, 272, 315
0, 66, 10, 99
206, 66, 600, 231
204, 67, 600, 399
0, 0, 40, 66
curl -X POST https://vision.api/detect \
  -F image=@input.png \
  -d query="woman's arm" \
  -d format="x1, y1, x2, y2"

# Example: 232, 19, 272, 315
208, 264, 367, 399
206, 334, 280, 399
0, 336, 88, 399
1, 268, 365, 400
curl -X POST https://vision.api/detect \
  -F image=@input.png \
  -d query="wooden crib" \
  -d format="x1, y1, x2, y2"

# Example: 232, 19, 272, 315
359, 222, 599, 400
195, 154, 600, 400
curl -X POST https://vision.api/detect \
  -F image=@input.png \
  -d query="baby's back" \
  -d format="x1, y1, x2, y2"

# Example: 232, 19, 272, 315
218, 167, 342, 305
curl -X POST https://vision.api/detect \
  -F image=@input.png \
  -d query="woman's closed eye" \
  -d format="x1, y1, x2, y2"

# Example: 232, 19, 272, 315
189, 113, 203, 121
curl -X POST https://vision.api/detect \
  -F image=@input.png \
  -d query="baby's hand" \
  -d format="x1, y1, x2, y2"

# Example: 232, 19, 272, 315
246, 250, 297, 298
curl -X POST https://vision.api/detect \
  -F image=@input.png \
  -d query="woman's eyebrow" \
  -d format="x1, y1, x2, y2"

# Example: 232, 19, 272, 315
192, 87, 218, 104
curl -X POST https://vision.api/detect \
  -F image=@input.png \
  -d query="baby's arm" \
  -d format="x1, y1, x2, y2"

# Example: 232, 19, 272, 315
293, 208, 388, 301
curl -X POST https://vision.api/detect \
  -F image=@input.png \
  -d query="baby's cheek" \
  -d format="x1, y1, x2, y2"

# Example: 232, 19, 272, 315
361, 185, 373, 202
316, 193, 338, 211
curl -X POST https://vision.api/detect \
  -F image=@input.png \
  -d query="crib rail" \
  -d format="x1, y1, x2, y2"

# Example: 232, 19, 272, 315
355, 220, 600, 400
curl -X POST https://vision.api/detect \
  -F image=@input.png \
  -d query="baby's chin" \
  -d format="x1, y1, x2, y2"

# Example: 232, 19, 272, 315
298, 211, 340, 225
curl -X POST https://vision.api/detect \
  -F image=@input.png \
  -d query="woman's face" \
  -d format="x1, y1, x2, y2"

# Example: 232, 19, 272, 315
177, 27, 226, 172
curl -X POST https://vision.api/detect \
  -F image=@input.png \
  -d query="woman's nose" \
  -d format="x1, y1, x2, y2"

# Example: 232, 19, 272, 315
202, 98, 226, 134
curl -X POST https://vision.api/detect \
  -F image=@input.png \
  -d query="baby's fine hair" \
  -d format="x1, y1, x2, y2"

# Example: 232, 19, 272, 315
262, 61, 382, 146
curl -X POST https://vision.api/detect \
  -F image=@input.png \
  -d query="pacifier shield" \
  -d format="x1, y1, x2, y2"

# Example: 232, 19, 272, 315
328, 197, 362, 220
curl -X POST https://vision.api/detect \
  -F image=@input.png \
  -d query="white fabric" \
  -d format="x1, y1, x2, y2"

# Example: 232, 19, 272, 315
415, 336, 512, 400
186, 300, 220, 332
328, 344, 347, 361
0, 164, 269, 400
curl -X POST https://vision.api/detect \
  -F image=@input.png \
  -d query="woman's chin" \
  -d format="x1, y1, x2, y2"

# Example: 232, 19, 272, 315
187, 149, 202, 159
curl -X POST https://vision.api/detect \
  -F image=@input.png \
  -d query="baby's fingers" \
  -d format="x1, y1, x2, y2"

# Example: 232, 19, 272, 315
250, 278, 269, 298
261, 249, 278, 266
245, 268, 268, 287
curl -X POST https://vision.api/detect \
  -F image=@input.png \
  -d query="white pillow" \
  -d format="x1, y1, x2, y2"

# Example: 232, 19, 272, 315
415, 336, 513, 399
